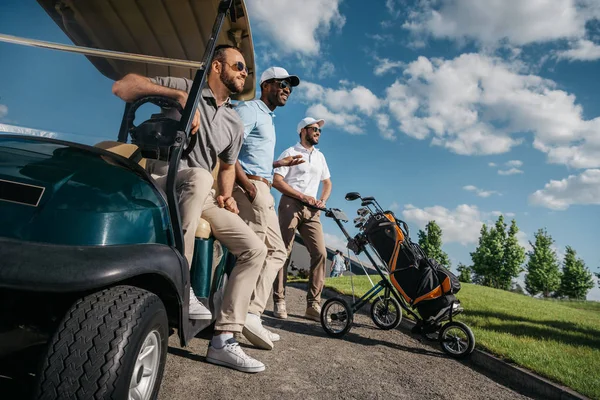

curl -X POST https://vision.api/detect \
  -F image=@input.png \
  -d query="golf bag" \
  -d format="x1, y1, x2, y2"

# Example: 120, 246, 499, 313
364, 212, 461, 320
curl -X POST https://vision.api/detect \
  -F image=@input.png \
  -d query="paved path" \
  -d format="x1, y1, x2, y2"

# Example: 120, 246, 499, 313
160, 284, 533, 400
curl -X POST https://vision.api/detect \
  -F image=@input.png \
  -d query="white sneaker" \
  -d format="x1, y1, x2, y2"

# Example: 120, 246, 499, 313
274, 301, 288, 319
267, 329, 280, 342
242, 313, 274, 350
189, 288, 212, 320
206, 338, 265, 373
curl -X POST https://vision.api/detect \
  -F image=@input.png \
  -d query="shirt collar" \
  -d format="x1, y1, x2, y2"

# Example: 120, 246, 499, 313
256, 99, 275, 116
294, 142, 318, 153
202, 87, 233, 108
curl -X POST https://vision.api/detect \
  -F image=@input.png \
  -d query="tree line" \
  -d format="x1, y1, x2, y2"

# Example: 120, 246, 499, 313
416, 216, 597, 300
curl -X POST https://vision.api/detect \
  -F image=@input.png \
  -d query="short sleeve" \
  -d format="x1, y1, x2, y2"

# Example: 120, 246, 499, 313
320, 153, 331, 181
149, 76, 192, 93
234, 102, 258, 139
273, 149, 292, 178
219, 115, 244, 165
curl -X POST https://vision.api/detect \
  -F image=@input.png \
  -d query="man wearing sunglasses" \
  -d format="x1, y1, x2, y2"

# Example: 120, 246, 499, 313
231, 66, 302, 350
272, 117, 332, 322
113, 45, 269, 373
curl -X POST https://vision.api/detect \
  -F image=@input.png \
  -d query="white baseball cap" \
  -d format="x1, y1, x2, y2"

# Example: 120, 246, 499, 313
297, 117, 325, 134
259, 66, 300, 87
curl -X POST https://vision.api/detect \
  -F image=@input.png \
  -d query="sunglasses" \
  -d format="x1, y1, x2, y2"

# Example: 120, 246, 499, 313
224, 61, 248, 74
268, 79, 293, 92
305, 126, 321, 133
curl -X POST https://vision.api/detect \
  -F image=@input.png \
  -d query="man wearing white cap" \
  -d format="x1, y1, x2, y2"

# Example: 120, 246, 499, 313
232, 66, 303, 349
272, 117, 332, 321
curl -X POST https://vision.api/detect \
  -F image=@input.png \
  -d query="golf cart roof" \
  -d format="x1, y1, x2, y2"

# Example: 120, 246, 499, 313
36, 0, 256, 100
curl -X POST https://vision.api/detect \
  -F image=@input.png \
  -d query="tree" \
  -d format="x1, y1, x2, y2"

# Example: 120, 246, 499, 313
524, 228, 561, 297
456, 263, 472, 283
470, 215, 525, 290
417, 220, 451, 267
557, 246, 594, 299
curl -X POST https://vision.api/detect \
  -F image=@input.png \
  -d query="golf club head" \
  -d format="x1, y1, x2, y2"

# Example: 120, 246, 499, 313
361, 200, 374, 207
354, 223, 364, 229
345, 192, 361, 201
357, 207, 370, 216
361, 196, 375, 202
353, 216, 365, 224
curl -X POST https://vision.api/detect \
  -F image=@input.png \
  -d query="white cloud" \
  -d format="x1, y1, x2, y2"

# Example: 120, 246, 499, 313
402, 204, 484, 245
305, 104, 364, 135
463, 185, 500, 198
389, 201, 400, 211
0, 104, 7, 119
403, 0, 591, 47
246, 0, 345, 55
498, 168, 524, 175
297, 81, 381, 116
386, 0, 402, 18
505, 160, 523, 168
529, 169, 600, 210
375, 113, 396, 141
317, 61, 336, 79
374, 58, 405, 76
384, 53, 600, 162
556, 39, 600, 62
488, 162, 497, 167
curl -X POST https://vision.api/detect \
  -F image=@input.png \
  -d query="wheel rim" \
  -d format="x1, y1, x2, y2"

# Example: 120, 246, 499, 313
323, 301, 349, 334
373, 298, 399, 327
441, 325, 469, 355
129, 330, 161, 400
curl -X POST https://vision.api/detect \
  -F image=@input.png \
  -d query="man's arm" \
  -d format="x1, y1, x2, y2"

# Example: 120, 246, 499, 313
235, 160, 256, 202
273, 154, 304, 168
273, 173, 317, 205
216, 162, 238, 213
316, 178, 332, 208
112, 73, 200, 134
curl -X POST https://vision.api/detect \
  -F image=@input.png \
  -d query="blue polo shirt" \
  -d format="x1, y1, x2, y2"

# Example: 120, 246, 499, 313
234, 99, 276, 181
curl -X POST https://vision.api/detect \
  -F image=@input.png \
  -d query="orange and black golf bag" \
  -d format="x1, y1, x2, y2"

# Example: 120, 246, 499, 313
363, 212, 461, 321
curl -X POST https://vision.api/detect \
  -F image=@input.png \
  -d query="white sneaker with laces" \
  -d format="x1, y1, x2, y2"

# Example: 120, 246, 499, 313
189, 288, 212, 320
206, 338, 265, 373
242, 313, 274, 350
267, 328, 280, 342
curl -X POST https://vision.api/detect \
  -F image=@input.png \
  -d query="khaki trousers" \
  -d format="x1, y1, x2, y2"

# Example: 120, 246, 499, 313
233, 180, 287, 316
273, 195, 327, 306
153, 168, 267, 333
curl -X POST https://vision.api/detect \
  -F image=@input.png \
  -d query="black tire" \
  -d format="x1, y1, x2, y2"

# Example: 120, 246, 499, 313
34, 285, 169, 400
320, 297, 353, 338
370, 296, 402, 330
438, 321, 475, 359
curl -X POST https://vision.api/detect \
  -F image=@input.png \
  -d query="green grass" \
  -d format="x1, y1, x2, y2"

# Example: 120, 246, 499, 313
319, 275, 600, 400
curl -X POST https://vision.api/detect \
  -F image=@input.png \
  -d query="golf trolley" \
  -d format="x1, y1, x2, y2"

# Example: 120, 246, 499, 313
315, 193, 475, 359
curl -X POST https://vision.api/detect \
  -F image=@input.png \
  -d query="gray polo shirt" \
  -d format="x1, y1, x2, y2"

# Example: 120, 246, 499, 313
149, 76, 244, 172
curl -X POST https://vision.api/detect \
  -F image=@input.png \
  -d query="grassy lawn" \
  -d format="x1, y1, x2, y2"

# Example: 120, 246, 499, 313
317, 275, 600, 400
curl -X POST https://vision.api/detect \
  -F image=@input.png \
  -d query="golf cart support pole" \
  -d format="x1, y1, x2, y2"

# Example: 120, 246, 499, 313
167, 0, 234, 257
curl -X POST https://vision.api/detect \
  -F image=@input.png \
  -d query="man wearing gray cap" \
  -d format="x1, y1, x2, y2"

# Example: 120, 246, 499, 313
272, 117, 332, 321
233, 66, 303, 349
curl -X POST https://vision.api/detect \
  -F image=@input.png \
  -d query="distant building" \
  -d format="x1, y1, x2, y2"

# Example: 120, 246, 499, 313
287, 233, 378, 277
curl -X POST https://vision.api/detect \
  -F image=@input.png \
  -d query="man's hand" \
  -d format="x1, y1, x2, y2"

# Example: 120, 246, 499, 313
178, 92, 201, 135
274, 154, 304, 168
301, 195, 317, 206
245, 184, 257, 203
315, 199, 326, 209
217, 195, 239, 214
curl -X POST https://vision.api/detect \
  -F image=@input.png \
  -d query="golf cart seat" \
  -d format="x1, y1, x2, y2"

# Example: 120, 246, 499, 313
94, 140, 148, 169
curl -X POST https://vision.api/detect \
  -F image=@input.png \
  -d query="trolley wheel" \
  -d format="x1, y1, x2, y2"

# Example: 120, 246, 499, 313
439, 321, 475, 359
320, 297, 353, 338
370, 296, 402, 330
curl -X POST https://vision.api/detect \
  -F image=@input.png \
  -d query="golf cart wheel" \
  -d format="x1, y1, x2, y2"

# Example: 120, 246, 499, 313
321, 297, 353, 338
34, 285, 168, 400
438, 321, 475, 359
370, 296, 402, 330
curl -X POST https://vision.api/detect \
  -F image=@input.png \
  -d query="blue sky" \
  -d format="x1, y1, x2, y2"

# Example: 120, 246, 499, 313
1, 0, 599, 299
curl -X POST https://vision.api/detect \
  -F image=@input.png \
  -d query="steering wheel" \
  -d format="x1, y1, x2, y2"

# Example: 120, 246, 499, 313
125, 95, 197, 159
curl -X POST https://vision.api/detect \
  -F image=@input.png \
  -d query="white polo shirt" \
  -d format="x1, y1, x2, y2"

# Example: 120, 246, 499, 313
274, 142, 331, 198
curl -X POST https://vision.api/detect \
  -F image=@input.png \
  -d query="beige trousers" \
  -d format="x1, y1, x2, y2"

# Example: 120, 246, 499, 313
153, 167, 267, 333
273, 195, 327, 306
233, 180, 287, 316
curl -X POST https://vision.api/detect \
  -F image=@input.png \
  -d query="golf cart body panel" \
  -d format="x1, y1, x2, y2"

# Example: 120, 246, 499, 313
0, 135, 171, 246
37, 0, 256, 100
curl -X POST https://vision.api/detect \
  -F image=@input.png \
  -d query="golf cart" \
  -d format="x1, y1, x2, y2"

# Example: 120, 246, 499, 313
0, 0, 254, 398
